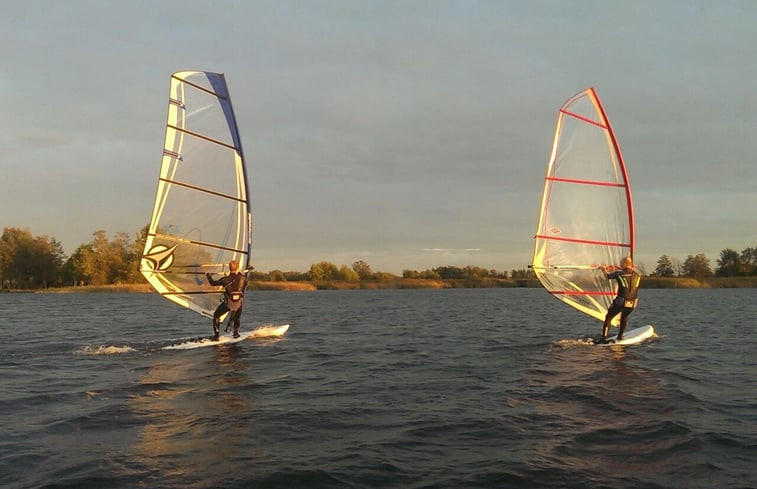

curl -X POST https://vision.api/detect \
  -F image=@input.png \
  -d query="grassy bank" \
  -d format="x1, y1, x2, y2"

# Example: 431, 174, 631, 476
30, 284, 154, 293
251, 276, 757, 290
249, 278, 542, 290
7, 276, 757, 293
642, 276, 757, 288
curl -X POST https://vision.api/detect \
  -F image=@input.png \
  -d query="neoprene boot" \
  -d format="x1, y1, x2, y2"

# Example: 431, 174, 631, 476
212, 321, 220, 340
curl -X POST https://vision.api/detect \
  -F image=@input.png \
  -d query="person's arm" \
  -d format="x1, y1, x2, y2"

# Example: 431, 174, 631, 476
206, 273, 222, 286
601, 266, 620, 280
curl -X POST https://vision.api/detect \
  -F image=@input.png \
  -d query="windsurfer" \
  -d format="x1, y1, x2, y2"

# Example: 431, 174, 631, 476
206, 260, 248, 340
597, 256, 641, 344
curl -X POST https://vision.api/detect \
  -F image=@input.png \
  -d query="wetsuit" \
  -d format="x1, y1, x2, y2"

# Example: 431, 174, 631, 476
206, 271, 247, 339
601, 267, 641, 341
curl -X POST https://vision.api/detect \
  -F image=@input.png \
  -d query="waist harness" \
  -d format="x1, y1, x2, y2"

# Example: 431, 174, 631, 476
225, 273, 247, 311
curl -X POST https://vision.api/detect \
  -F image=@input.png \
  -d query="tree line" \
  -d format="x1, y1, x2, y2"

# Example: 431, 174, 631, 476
651, 247, 757, 278
0, 227, 533, 289
1, 226, 755, 289
256, 260, 530, 283
0, 227, 145, 288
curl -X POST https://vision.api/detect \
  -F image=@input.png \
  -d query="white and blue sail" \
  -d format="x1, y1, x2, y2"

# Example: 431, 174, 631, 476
140, 71, 251, 319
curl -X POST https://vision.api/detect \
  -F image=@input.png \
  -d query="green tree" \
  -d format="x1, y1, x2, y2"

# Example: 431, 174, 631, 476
68, 244, 101, 285
434, 266, 465, 279
267, 269, 287, 281
308, 261, 339, 281
463, 266, 490, 279
127, 226, 150, 283
741, 247, 757, 275
67, 230, 138, 285
420, 269, 441, 279
716, 248, 743, 277
338, 265, 360, 282
284, 270, 309, 281
351, 260, 373, 280
682, 253, 713, 278
373, 271, 397, 282
34, 235, 66, 287
654, 255, 675, 277
0, 228, 66, 288
109, 231, 132, 283
510, 269, 529, 279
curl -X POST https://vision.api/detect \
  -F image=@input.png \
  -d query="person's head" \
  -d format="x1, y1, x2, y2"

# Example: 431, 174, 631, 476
621, 256, 633, 269
229, 260, 239, 272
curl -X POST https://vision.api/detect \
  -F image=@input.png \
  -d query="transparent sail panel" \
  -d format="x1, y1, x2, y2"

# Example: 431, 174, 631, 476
532, 88, 633, 324
141, 71, 250, 318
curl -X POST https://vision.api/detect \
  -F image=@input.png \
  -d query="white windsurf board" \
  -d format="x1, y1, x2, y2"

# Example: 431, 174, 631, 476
164, 324, 289, 350
597, 324, 655, 346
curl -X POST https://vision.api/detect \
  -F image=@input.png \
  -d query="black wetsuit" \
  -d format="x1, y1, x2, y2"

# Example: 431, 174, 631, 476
206, 271, 247, 338
601, 268, 641, 341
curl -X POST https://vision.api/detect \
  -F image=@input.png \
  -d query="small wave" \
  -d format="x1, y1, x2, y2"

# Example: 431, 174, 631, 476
251, 324, 289, 338
551, 337, 596, 349
75, 344, 136, 356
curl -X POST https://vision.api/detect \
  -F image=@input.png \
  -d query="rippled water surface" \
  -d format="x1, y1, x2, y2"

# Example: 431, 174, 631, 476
1, 288, 756, 488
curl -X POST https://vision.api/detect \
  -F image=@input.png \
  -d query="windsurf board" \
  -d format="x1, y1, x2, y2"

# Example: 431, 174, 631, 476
596, 324, 655, 346
164, 324, 289, 350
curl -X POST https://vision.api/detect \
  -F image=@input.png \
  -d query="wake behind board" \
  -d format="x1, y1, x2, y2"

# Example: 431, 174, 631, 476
164, 324, 289, 350
596, 324, 655, 346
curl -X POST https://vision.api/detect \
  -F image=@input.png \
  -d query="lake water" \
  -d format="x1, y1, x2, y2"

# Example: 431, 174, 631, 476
1, 288, 756, 489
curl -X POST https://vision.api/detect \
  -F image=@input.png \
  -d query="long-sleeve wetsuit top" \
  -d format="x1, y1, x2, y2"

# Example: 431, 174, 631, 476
608, 268, 641, 302
207, 271, 247, 299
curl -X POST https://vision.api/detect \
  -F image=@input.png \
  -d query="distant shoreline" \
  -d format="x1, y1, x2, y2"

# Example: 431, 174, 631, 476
3, 276, 757, 293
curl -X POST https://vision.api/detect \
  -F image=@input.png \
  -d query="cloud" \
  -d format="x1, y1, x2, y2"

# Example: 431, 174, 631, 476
1, 1, 754, 271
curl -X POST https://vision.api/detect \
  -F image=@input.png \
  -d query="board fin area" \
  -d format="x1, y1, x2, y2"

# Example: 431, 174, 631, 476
163, 324, 289, 350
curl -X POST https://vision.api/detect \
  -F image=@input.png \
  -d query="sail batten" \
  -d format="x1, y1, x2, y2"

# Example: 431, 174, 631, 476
140, 71, 251, 319
157, 177, 247, 203
172, 73, 230, 101
534, 235, 631, 248
545, 176, 625, 187
559, 109, 609, 128
531, 87, 633, 325
146, 232, 249, 255
166, 123, 239, 150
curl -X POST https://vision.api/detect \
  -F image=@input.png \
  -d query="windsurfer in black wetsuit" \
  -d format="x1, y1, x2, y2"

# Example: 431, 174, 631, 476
206, 260, 248, 340
597, 256, 641, 344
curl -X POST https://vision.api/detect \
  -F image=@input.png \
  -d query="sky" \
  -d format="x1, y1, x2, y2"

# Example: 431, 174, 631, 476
2, 1, 755, 274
